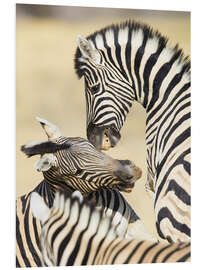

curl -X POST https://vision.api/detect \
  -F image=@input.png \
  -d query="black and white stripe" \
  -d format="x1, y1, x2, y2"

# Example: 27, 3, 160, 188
16, 117, 143, 267
75, 20, 191, 242
30, 190, 190, 266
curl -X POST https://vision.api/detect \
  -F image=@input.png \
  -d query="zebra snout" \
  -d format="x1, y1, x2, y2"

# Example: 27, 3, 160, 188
113, 160, 142, 192
87, 123, 121, 150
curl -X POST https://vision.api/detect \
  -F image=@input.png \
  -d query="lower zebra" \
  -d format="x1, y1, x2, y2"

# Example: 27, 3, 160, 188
16, 117, 153, 267
31, 190, 190, 266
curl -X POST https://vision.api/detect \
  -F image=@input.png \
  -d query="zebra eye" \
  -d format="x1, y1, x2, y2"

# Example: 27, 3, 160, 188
90, 83, 100, 94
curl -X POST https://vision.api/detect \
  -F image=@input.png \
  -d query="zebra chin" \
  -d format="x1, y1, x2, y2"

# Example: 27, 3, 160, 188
87, 123, 121, 150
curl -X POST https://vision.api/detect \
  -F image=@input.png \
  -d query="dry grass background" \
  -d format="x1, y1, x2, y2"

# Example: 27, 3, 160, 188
16, 6, 190, 240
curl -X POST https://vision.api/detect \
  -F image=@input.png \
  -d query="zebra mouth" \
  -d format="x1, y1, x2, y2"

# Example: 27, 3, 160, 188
87, 123, 121, 150
116, 182, 135, 193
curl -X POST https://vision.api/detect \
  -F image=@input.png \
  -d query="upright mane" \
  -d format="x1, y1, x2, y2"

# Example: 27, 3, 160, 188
74, 20, 190, 79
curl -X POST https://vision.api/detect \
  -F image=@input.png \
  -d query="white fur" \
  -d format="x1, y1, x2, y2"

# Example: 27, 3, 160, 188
30, 192, 51, 223
118, 27, 129, 46
95, 34, 104, 50
36, 116, 61, 140
131, 29, 144, 48
105, 29, 115, 47
126, 220, 157, 242
71, 190, 84, 203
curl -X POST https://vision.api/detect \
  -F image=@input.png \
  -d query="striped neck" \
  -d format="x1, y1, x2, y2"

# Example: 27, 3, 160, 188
78, 21, 190, 111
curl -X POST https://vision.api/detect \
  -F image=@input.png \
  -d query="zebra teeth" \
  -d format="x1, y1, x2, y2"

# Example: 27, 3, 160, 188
117, 182, 135, 193
101, 133, 111, 150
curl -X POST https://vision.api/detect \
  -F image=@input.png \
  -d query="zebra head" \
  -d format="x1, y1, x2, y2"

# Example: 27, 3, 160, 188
21, 117, 142, 194
75, 28, 136, 150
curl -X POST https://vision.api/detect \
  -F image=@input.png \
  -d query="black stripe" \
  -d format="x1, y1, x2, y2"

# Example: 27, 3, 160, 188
162, 242, 190, 262
16, 214, 31, 267
165, 180, 190, 205
125, 28, 137, 99
151, 97, 190, 153
81, 232, 97, 265
57, 223, 78, 265
114, 31, 129, 81
151, 243, 173, 263
155, 147, 190, 207
123, 241, 144, 264
111, 241, 133, 264
50, 213, 69, 249
16, 257, 20, 268
157, 207, 190, 237
156, 129, 190, 183
147, 50, 183, 112
177, 252, 190, 262
113, 191, 121, 213
66, 230, 85, 265
162, 111, 190, 151
32, 217, 41, 251
24, 202, 41, 265
146, 82, 190, 131
134, 33, 148, 98
138, 242, 159, 263
143, 38, 166, 108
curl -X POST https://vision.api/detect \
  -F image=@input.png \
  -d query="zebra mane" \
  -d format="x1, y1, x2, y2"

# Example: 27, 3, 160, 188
52, 190, 115, 235
75, 20, 190, 78
53, 189, 102, 215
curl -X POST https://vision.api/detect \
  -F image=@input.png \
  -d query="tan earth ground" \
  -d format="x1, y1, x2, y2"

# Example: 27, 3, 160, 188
16, 6, 190, 240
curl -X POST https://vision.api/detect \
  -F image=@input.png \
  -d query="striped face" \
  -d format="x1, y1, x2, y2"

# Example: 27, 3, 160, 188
37, 137, 142, 194
75, 32, 135, 150
21, 118, 142, 195
84, 67, 134, 150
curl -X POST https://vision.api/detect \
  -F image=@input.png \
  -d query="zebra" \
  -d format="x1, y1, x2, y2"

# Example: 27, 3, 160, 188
30, 190, 190, 266
74, 20, 191, 242
16, 117, 152, 267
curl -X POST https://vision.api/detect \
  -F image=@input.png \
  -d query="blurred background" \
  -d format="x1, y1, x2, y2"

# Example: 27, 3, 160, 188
16, 4, 190, 240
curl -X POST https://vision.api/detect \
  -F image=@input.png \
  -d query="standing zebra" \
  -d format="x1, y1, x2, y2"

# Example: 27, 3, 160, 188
74, 21, 190, 242
17, 117, 151, 267
30, 190, 190, 266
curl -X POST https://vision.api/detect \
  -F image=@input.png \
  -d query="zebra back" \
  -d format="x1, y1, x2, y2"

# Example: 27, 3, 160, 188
30, 190, 190, 266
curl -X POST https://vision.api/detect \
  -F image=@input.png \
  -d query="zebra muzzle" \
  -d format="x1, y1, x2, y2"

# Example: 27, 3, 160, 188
114, 160, 142, 192
87, 123, 121, 150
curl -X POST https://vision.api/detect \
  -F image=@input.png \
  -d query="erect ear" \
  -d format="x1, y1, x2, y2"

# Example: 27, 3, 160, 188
30, 192, 51, 223
34, 153, 57, 172
77, 35, 101, 65
36, 117, 61, 141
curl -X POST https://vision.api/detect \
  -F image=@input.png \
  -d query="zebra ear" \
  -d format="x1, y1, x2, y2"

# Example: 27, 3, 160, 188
77, 35, 101, 65
30, 192, 51, 223
34, 153, 57, 172
36, 117, 61, 141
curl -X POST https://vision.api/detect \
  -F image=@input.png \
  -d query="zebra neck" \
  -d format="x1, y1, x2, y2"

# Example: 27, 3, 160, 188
34, 178, 74, 207
44, 178, 74, 194
131, 43, 190, 110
